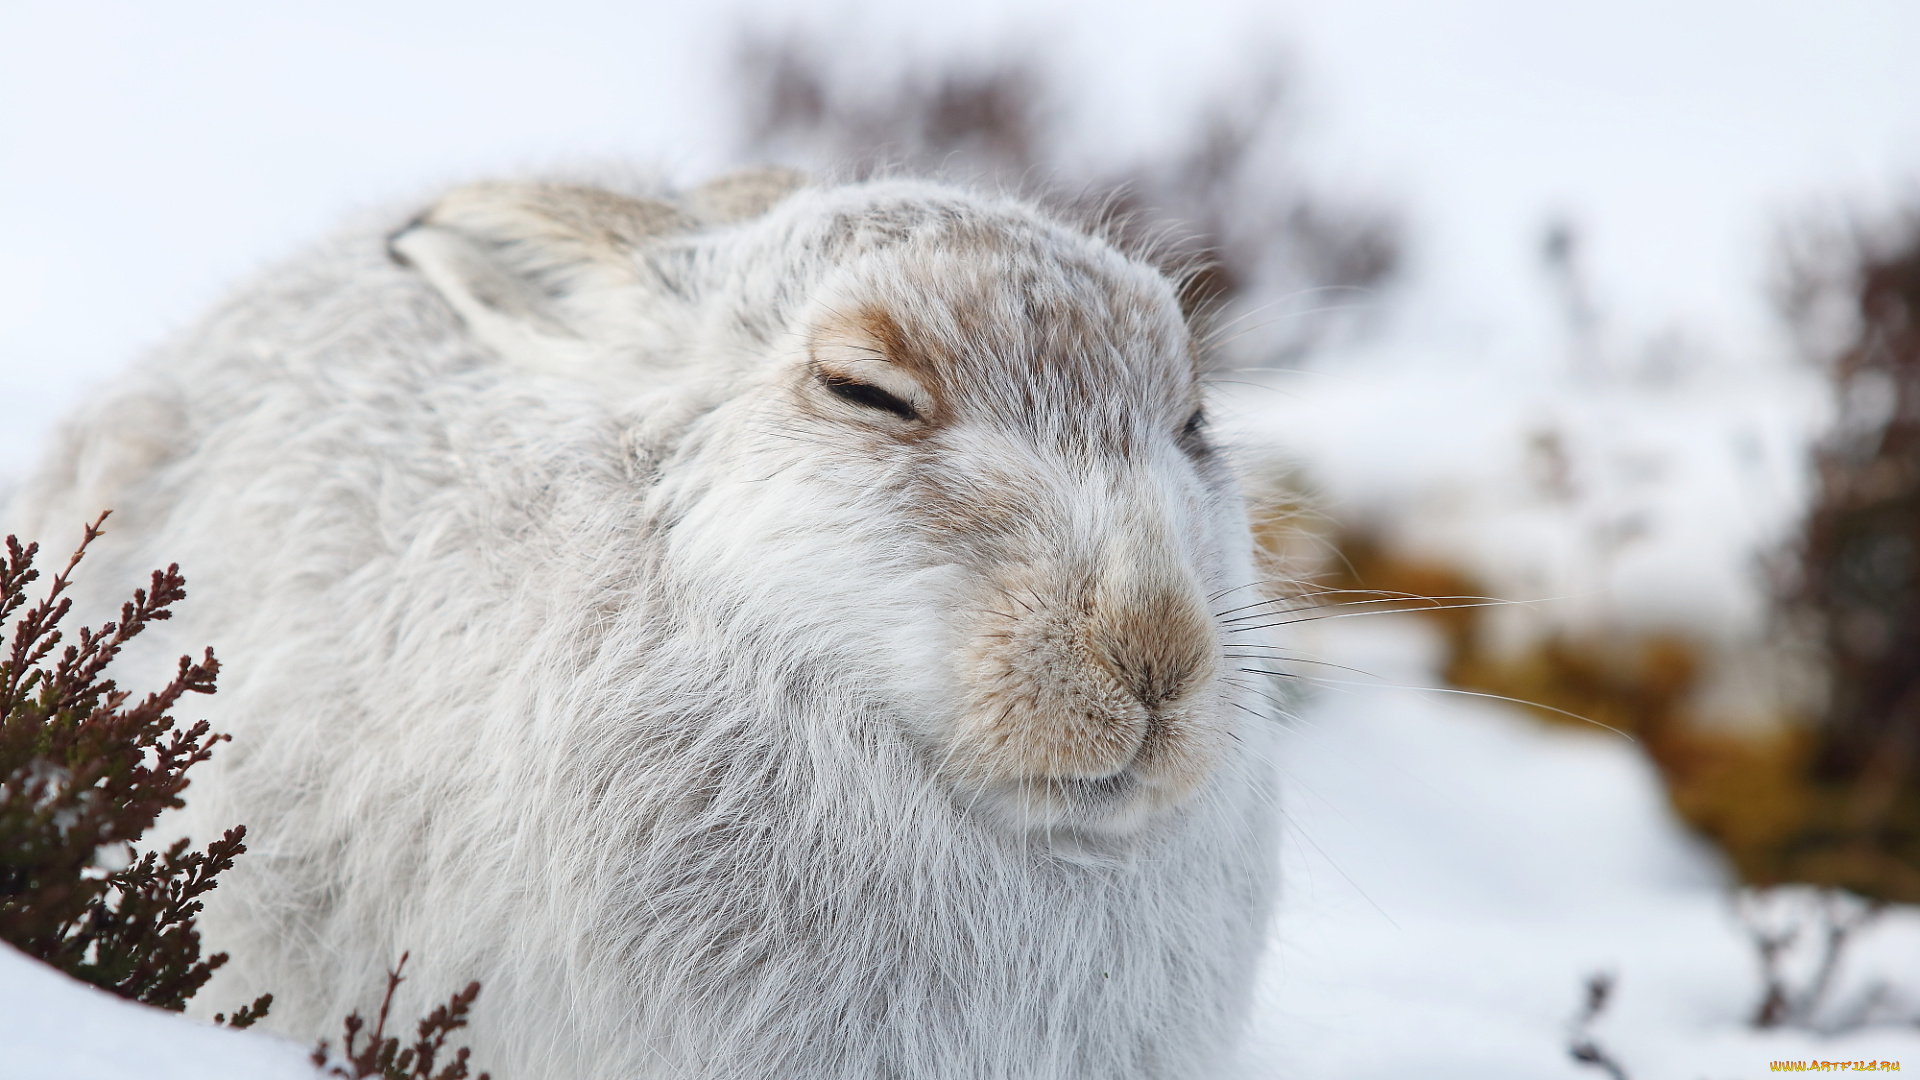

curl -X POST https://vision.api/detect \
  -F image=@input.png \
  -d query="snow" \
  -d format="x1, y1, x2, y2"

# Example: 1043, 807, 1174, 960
1233, 615, 1920, 1077
0, 944, 316, 1080
5, 1, 1920, 1075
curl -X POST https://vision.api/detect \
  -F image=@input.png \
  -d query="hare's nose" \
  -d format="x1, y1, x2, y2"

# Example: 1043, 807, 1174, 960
1088, 589, 1218, 714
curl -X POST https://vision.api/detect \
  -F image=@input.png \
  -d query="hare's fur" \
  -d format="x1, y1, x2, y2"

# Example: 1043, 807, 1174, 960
8, 172, 1281, 1079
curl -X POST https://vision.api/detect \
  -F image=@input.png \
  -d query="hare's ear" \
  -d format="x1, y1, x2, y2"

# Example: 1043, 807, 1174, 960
683, 166, 813, 225
390, 182, 691, 371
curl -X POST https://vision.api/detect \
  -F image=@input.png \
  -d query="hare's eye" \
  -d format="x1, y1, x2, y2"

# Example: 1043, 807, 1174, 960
1181, 409, 1206, 440
822, 374, 920, 422
1178, 408, 1213, 459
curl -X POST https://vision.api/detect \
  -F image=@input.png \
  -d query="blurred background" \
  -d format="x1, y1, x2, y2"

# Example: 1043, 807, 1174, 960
6, 1, 1920, 1074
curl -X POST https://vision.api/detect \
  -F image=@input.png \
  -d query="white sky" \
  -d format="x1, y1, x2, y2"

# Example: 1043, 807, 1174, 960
3, 0, 1918, 474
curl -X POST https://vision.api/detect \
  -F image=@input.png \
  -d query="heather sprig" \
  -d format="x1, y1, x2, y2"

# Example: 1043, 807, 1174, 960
314, 953, 490, 1080
0, 513, 258, 1016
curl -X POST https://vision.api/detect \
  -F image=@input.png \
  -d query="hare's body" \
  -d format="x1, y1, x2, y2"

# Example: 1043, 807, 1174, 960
8, 173, 1280, 1079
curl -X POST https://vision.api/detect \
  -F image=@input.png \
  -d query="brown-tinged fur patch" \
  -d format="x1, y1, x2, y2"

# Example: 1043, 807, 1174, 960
433, 182, 692, 260
951, 553, 1222, 801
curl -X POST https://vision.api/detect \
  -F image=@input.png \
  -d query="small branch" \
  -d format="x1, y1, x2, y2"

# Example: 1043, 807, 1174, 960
1568, 971, 1630, 1080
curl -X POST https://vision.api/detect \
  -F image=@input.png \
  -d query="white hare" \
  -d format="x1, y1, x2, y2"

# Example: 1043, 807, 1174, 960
8, 168, 1281, 1079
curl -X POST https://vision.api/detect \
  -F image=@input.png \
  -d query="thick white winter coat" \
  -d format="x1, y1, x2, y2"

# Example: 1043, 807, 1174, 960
7, 170, 1281, 1079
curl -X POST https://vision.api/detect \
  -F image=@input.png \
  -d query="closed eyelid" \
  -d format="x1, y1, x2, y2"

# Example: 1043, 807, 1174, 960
820, 371, 922, 420
809, 344, 936, 415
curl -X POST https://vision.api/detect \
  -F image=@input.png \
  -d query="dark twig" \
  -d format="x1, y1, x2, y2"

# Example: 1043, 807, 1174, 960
1567, 972, 1629, 1080
313, 953, 491, 1080
1738, 886, 1888, 1031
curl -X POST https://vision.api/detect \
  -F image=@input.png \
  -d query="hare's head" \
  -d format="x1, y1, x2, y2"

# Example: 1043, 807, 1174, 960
391, 171, 1258, 843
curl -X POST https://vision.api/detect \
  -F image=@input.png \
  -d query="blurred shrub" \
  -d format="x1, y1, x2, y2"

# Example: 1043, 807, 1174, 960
733, 34, 1399, 366
1775, 210, 1920, 901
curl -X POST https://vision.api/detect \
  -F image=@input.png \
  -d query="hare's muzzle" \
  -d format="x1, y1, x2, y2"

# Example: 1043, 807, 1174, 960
948, 553, 1225, 836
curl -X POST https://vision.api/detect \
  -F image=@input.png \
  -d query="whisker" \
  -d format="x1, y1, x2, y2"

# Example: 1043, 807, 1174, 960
1235, 666, 1633, 741
1278, 812, 1402, 931
1209, 582, 1441, 620
1223, 598, 1549, 634
1218, 592, 1520, 625
1225, 699, 1269, 722
1222, 651, 1386, 681
1208, 579, 1275, 604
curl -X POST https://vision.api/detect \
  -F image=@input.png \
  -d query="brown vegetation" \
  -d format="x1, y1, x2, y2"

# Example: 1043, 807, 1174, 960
0, 513, 267, 1018
1778, 212, 1920, 901
313, 953, 490, 1080
2, 518, 490, 1070
1286, 521, 1918, 903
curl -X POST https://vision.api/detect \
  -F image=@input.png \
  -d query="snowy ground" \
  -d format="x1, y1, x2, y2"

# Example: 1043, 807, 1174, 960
1239, 616, 1920, 1078
0, 943, 314, 1080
